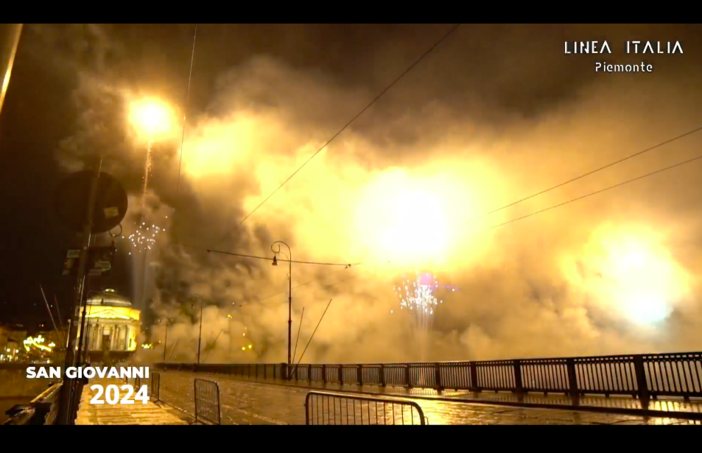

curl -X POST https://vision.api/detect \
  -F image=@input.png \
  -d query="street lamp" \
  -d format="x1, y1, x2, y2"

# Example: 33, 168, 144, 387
157, 318, 174, 362
271, 241, 292, 366
190, 295, 204, 364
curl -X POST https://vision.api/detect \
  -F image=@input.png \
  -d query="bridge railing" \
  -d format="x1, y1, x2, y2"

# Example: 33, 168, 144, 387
3, 381, 63, 425
305, 391, 427, 425
155, 350, 702, 400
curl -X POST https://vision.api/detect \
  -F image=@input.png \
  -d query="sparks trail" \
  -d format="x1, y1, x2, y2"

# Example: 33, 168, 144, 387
394, 271, 443, 333
141, 139, 153, 211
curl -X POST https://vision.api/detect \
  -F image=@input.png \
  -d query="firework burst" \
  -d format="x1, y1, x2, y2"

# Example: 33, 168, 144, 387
123, 218, 167, 255
394, 271, 443, 332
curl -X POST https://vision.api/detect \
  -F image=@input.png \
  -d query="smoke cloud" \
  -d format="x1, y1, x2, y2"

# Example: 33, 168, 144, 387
26, 24, 702, 363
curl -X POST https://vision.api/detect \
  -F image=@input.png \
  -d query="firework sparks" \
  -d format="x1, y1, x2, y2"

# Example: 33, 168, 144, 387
394, 271, 443, 332
123, 218, 167, 255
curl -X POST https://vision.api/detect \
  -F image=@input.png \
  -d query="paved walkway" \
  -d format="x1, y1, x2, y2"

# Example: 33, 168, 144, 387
157, 371, 701, 425
76, 378, 189, 425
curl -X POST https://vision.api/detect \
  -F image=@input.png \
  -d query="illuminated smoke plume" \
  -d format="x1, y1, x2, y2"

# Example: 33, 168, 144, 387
33, 24, 702, 364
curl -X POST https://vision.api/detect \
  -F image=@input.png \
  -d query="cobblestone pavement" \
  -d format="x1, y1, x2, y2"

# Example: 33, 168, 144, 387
76, 377, 189, 425
157, 372, 700, 425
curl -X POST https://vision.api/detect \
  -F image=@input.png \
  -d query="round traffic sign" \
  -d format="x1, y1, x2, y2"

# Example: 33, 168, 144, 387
55, 170, 128, 234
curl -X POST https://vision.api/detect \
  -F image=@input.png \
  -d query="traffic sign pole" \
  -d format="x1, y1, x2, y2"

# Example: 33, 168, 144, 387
56, 157, 102, 425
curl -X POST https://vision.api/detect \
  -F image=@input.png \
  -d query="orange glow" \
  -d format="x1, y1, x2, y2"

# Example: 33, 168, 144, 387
129, 98, 175, 140
564, 225, 691, 325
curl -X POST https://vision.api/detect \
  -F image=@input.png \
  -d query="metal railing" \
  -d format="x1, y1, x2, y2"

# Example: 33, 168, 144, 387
124, 375, 143, 388
305, 391, 426, 425
192, 379, 220, 425
151, 372, 160, 402
156, 351, 702, 400
4, 382, 63, 425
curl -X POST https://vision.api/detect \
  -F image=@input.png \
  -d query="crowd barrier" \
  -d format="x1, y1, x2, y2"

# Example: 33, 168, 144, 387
151, 372, 160, 402
305, 391, 426, 425
192, 379, 220, 425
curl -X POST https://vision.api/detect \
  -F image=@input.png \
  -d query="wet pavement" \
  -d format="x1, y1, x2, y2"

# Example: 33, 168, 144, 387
76, 377, 189, 425
157, 371, 701, 425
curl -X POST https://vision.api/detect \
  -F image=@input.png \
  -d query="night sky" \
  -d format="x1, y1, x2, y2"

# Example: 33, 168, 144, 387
2, 24, 702, 362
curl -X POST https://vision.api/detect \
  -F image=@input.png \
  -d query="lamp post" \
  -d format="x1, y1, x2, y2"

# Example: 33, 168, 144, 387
271, 241, 292, 367
158, 318, 174, 362
190, 295, 204, 364
197, 297, 203, 364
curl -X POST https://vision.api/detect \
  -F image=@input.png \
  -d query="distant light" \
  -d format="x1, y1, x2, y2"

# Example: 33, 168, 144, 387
248, 345, 252, 349
241, 347, 245, 351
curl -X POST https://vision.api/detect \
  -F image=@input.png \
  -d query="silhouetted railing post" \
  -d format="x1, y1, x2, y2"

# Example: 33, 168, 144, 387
281, 362, 288, 381
380, 364, 386, 387
469, 362, 479, 392
513, 360, 523, 393
434, 363, 443, 391
322, 364, 326, 383
338, 365, 343, 385
633, 355, 649, 401
308, 364, 312, 383
405, 365, 412, 388
566, 358, 578, 398
357, 365, 363, 386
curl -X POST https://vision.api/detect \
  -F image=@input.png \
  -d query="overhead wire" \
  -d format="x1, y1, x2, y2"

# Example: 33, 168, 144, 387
471, 152, 702, 236
455, 124, 702, 228
214, 24, 461, 244
232, 258, 394, 309
174, 24, 198, 241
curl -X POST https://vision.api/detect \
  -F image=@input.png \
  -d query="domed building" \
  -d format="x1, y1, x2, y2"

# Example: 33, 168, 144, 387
75, 289, 141, 361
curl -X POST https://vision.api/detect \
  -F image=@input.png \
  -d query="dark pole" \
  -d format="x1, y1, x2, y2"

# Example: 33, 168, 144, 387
288, 253, 292, 366
163, 324, 168, 362
197, 298, 203, 364
76, 298, 89, 363
271, 241, 292, 369
56, 157, 102, 425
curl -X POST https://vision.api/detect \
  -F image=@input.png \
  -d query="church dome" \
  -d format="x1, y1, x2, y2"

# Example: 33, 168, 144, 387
87, 289, 132, 307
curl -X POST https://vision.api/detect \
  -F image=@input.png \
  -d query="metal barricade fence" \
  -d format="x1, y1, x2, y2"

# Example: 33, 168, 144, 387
192, 379, 220, 425
151, 372, 160, 401
304, 391, 427, 425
